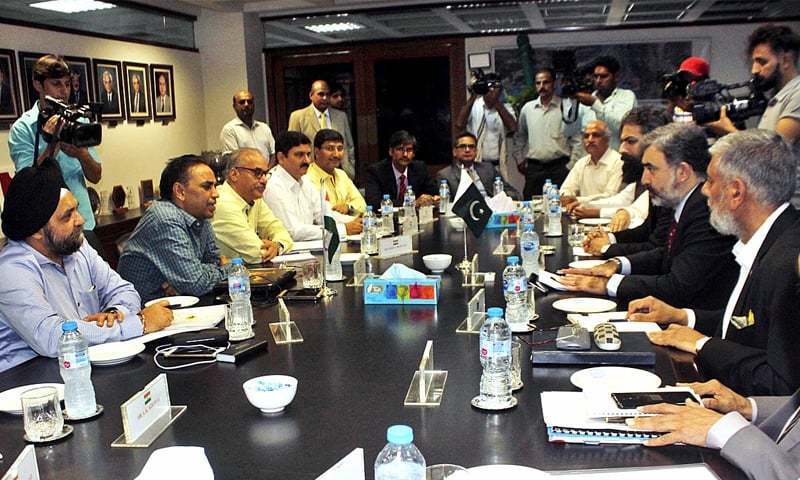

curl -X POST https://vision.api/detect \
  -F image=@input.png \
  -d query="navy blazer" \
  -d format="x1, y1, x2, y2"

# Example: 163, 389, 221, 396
364, 159, 438, 209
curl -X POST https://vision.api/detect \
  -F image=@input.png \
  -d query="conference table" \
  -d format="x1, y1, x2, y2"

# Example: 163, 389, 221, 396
0, 215, 747, 479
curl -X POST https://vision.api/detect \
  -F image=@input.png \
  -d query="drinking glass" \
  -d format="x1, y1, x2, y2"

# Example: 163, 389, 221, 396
511, 340, 524, 391
22, 387, 63, 442
302, 260, 323, 289
568, 222, 584, 247
225, 302, 254, 341
526, 282, 537, 321
426, 464, 472, 480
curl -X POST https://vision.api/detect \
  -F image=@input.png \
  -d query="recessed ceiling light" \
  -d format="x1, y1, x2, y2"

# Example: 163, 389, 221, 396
304, 22, 364, 33
30, 0, 116, 14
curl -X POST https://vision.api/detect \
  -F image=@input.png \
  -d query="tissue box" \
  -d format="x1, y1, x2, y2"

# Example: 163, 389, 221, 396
486, 211, 520, 229
364, 277, 441, 305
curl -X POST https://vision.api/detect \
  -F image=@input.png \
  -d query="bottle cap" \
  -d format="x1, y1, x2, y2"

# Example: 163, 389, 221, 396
62, 321, 78, 332
231, 258, 243, 265
487, 307, 504, 318
383, 194, 390, 199
386, 425, 413, 444
507, 256, 519, 265
367, 205, 373, 211
495, 176, 501, 181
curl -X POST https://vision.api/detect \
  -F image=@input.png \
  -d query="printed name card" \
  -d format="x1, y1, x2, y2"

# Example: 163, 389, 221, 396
418, 205, 434, 225
378, 236, 413, 259
1, 445, 39, 480
122, 374, 172, 443
278, 298, 290, 323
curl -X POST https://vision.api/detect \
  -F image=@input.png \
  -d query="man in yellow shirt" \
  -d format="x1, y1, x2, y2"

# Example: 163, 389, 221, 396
306, 129, 367, 215
212, 148, 293, 263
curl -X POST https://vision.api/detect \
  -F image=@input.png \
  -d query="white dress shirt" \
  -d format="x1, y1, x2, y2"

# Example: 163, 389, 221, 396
586, 183, 648, 230
220, 117, 276, 158
591, 87, 637, 150
263, 165, 351, 241
559, 148, 623, 201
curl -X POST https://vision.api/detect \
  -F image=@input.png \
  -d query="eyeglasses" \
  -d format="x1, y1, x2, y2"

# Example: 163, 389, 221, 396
393, 147, 415, 154
321, 144, 345, 153
235, 166, 269, 178
455, 143, 477, 150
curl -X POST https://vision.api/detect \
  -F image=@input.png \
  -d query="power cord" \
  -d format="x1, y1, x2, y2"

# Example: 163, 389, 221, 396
153, 343, 230, 370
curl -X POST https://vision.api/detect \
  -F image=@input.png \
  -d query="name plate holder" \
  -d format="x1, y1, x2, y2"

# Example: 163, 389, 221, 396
461, 254, 494, 287
418, 205, 434, 225
403, 340, 447, 407
456, 288, 486, 334
376, 235, 415, 259
492, 229, 515, 256
346, 255, 370, 287
111, 374, 186, 448
269, 299, 304, 344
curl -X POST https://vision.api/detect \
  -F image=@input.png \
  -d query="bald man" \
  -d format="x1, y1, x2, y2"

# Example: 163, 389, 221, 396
220, 90, 276, 163
288, 80, 356, 178
560, 120, 624, 206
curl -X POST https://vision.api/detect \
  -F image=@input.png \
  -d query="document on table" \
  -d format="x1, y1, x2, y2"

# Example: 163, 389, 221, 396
548, 464, 720, 479
566, 312, 661, 332
315, 448, 365, 480
538, 270, 569, 291
270, 252, 316, 264
291, 240, 323, 251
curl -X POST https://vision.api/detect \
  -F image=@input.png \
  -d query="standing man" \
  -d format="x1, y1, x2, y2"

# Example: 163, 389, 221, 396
559, 120, 623, 205
220, 90, 276, 163
436, 131, 519, 199
455, 72, 519, 191
514, 67, 576, 197
306, 129, 367, 216
575, 56, 637, 150
288, 80, 356, 178
129, 73, 145, 113
155, 73, 171, 114
8, 54, 102, 247
100, 70, 120, 115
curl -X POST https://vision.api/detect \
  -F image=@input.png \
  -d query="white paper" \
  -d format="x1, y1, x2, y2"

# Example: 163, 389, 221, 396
270, 252, 316, 264
537, 270, 569, 291
315, 448, 365, 480
166, 305, 226, 331
566, 313, 661, 333
1, 445, 39, 480
134, 446, 214, 480
486, 192, 515, 213
548, 464, 719, 480
572, 247, 593, 257
291, 240, 324, 251
380, 263, 426, 280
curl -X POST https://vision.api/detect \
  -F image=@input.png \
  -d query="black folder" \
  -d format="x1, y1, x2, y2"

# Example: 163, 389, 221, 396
531, 331, 656, 366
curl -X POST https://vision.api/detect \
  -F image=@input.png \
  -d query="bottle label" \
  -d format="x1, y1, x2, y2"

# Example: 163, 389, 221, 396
62, 350, 89, 369
521, 241, 537, 252
481, 339, 510, 359
504, 277, 527, 294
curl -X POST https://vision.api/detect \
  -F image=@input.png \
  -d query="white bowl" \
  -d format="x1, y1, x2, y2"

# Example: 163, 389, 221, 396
243, 375, 298, 414
423, 254, 452, 273
448, 217, 465, 231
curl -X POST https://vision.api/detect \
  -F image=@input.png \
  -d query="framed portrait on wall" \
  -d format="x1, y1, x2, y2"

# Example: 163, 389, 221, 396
150, 64, 175, 120
64, 56, 93, 106
17, 51, 46, 111
123, 62, 151, 120
92, 58, 125, 121
0, 49, 23, 128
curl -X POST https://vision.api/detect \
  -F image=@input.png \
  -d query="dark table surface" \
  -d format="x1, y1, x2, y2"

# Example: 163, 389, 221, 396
0, 216, 745, 479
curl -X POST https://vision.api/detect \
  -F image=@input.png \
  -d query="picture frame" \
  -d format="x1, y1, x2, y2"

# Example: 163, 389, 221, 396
17, 51, 46, 111
64, 56, 94, 106
123, 62, 151, 120
468, 52, 491, 70
150, 64, 175, 120
0, 49, 23, 128
92, 58, 125, 121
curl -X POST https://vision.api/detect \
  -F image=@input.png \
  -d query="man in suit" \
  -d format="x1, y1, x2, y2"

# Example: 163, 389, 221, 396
436, 131, 519, 199
288, 80, 355, 178
560, 123, 738, 311
0, 67, 13, 115
630, 379, 800, 480
364, 130, 439, 210
100, 70, 120, 115
129, 73, 145, 113
626, 130, 800, 396
68, 70, 88, 106
155, 73, 171, 114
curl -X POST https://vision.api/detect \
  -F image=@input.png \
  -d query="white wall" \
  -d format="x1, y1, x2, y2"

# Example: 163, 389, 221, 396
0, 23, 206, 197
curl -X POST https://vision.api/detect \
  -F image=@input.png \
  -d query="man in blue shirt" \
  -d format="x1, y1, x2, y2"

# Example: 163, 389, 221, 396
7, 54, 102, 238
118, 155, 228, 302
0, 160, 171, 373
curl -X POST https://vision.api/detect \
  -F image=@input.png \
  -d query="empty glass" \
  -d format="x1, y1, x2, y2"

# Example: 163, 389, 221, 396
22, 387, 63, 442
511, 340, 524, 391
302, 260, 323, 289
225, 301, 254, 341
568, 222, 584, 247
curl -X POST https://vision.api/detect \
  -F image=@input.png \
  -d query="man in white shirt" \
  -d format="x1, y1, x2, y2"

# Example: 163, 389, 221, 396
575, 56, 637, 150
560, 120, 623, 205
220, 90, 276, 164
263, 131, 361, 242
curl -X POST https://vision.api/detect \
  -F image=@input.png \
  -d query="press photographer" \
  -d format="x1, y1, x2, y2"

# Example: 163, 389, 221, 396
8, 54, 104, 242
661, 56, 710, 122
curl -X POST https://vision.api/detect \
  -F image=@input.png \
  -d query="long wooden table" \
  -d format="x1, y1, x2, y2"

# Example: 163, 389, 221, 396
0, 216, 746, 479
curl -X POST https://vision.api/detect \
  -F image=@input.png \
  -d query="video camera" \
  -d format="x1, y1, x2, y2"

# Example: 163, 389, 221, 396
470, 69, 502, 95
39, 95, 102, 148
661, 71, 695, 100
560, 68, 594, 97
689, 78, 768, 125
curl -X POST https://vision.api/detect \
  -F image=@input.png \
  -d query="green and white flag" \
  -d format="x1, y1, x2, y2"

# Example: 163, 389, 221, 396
321, 179, 339, 263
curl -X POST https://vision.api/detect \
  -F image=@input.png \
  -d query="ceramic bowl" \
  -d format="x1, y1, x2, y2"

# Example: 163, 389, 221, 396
243, 375, 298, 414
423, 254, 452, 273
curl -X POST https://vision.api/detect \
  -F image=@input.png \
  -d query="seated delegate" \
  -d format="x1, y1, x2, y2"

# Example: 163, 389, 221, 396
305, 129, 367, 215
436, 131, 520, 199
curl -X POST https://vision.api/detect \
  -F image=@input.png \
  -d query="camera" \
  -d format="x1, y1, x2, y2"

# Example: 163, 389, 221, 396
560, 73, 594, 98
39, 95, 102, 148
689, 78, 768, 124
470, 69, 502, 96
661, 71, 695, 100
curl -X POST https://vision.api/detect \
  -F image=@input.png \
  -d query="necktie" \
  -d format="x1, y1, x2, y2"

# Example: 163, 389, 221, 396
134, 94, 139, 112
161, 98, 165, 111
320, 113, 327, 128
778, 406, 800, 443
397, 174, 407, 204
666, 219, 678, 254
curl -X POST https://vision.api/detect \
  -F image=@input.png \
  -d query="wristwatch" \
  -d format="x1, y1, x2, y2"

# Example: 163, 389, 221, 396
608, 257, 622, 273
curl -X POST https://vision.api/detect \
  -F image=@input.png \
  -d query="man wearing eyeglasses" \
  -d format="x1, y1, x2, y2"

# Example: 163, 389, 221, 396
220, 90, 276, 164
212, 148, 292, 263
436, 131, 519, 199
306, 129, 366, 215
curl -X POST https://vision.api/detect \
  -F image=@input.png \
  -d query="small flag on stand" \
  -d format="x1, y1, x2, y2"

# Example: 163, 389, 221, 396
452, 174, 492, 238
320, 179, 339, 262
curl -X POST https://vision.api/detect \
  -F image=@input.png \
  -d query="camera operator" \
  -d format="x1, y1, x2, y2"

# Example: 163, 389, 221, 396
7, 54, 102, 243
573, 56, 637, 149
663, 57, 710, 123
455, 71, 519, 189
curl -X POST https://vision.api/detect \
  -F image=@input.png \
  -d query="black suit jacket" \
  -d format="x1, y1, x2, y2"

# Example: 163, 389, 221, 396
616, 183, 739, 310
693, 207, 800, 396
130, 92, 145, 113
364, 159, 438, 209
435, 161, 520, 200
604, 204, 672, 258
101, 90, 119, 114
0, 83, 13, 114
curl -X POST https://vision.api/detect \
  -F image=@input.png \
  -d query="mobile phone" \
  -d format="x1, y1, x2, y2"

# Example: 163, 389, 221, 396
279, 288, 322, 302
611, 390, 701, 409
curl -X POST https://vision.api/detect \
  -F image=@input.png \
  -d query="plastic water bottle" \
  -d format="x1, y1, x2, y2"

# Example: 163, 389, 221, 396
493, 176, 504, 197
516, 201, 534, 237
362, 206, 378, 255
58, 321, 97, 419
402, 188, 417, 234
374, 425, 426, 480
502, 256, 528, 326
228, 258, 251, 302
547, 185, 563, 236
520, 224, 540, 276
407, 186, 416, 205
438, 180, 450, 214
381, 194, 394, 234
542, 179, 552, 233
478, 307, 512, 406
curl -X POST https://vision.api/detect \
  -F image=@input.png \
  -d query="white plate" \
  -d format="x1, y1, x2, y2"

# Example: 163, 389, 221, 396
0, 383, 65, 414
579, 218, 611, 226
89, 341, 145, 365
552, 297, 617, 314
467, 465, 549, 479
568, 259, 605, 269
340, 252, 364, 264
166, 304, 226, 331
145, 295, 200, 308
570, 366, 662, 391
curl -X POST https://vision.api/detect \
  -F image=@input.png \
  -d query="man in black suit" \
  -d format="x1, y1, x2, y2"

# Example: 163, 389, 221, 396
436, 131, 519, 200
364, 130, 439, 209
627, 130, 800, 396
100, 70, 120, 115
561, 123, 738, 311
0, 67, 13, 115
129, 73, 145, 113
68, 71, 87, 106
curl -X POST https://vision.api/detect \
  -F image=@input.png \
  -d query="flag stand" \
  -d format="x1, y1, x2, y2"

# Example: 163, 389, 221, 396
456, 228, 471, 273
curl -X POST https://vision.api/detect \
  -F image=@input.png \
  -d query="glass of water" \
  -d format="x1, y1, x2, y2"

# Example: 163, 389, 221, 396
22, 387, 63, 442
568, 222, 584, 247
302, 260, 323, 289
511, 340, 524, 391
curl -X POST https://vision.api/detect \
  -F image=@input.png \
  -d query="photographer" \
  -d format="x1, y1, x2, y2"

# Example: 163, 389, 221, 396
574, 56, 637, 149
663, 57, 710, 123
455, 71, 519, 190
8, 54, 102, 239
